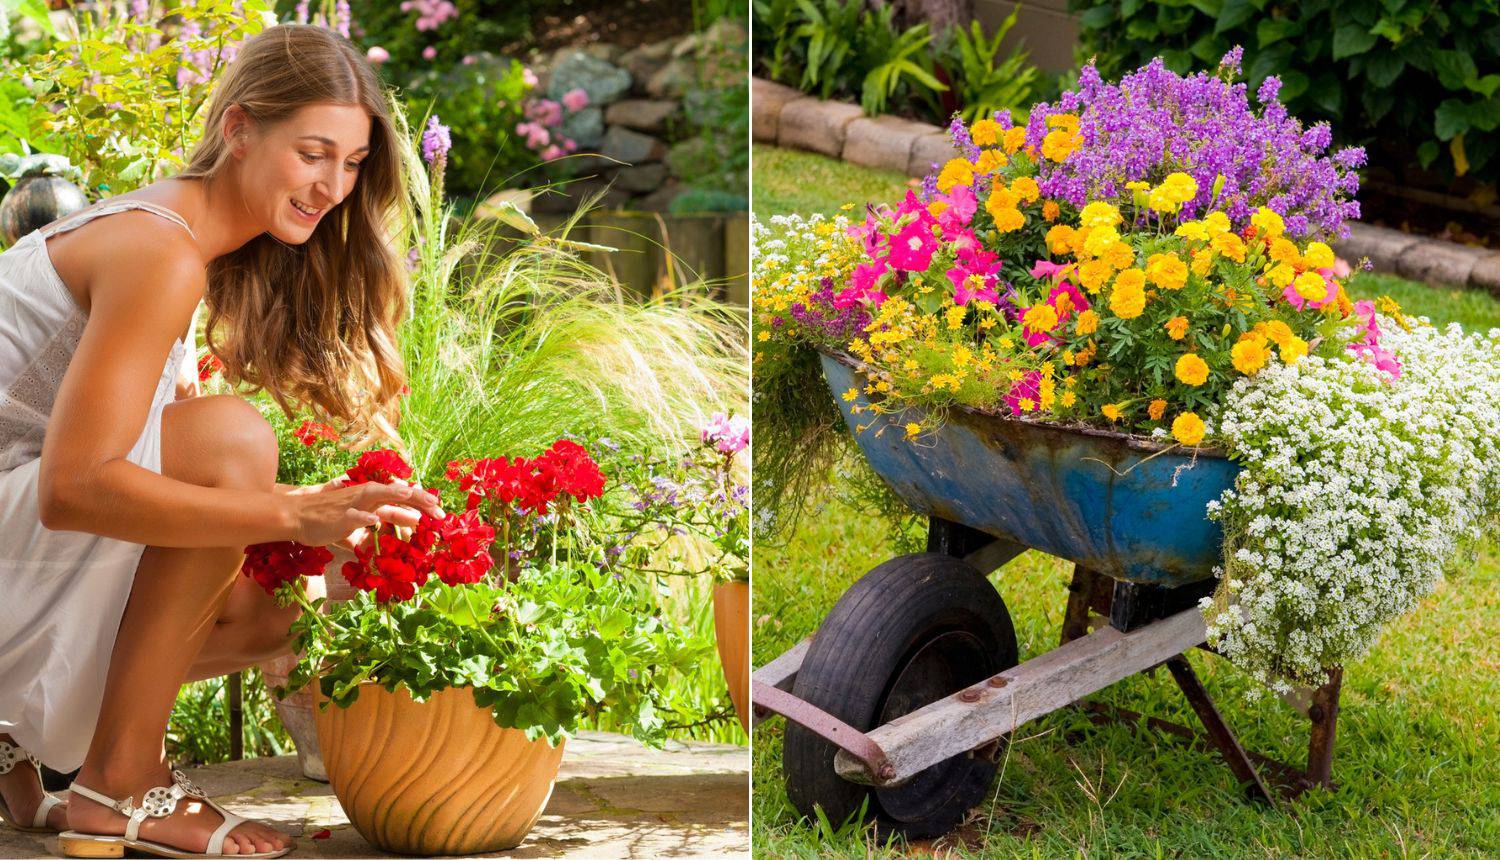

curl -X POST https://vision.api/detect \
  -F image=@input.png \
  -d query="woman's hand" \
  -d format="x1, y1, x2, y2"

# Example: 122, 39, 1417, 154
289, 479, 444, 547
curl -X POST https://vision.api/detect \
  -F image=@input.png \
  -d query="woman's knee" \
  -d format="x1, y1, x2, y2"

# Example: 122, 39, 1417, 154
161, 395, 278, 490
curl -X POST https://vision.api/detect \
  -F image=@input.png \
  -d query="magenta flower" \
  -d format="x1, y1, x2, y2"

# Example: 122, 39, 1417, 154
561, 88, 590, 112
1004, 371, 1042, 415
935, 186, 976, 238
366, 46, 390, 65
422, 45, 436, 60
701, 413, 750, 456
540, 144, 565, 161
1281, 270, 1338, 310
888, 220, 937, 272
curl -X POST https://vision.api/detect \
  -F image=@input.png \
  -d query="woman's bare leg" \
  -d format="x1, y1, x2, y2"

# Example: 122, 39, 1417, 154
66, 395, 292, 855
0, 731, 68, 830
186, 574, 301, 683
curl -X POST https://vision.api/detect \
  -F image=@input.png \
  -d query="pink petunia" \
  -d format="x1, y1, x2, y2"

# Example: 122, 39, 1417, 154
888, 220, 938, 272
1282, 269, 1338, 310
1003, 371, 1041, 415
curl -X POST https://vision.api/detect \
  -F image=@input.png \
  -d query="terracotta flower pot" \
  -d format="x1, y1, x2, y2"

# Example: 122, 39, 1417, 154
314, 684, 564, 855
712, 580, 750, 730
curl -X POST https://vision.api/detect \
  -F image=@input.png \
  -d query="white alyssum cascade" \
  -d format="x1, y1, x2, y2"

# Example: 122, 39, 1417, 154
1205, 320, 1500, 690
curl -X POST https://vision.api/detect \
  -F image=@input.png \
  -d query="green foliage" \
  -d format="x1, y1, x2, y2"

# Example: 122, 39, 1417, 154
166, 670, 292, 765
283, 557, 708, 747
11, 0, 271, 197
753, 0, 1038, 123
1070, 0, 1500, 188
673, 22, 751, 203
345, 0, 533, 88
938, 10, 1037, 124
402, 55, 539, 202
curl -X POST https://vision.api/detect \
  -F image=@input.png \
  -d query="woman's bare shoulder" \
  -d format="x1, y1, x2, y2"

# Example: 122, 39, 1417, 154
49, 210, 206, 312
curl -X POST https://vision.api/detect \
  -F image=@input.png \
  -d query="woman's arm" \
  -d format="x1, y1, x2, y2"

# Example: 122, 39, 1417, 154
36, 233, 437, 548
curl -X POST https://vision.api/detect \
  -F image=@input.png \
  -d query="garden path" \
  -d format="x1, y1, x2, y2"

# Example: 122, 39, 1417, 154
0, 732, 748, 859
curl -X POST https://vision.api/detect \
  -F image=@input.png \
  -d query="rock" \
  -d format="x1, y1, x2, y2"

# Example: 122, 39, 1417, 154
844, 115, 939, 174
636, 179, 683, 212
664, 138, 709, 179
907, 131, 960, 178
604, 99, 680, 134
777, 97, 863, 158
600, 125, 666, 164
614, 163, 667, 193
751, 78, 801, 143
546, 49, 631, 107
566, 153, 620, 176
560, 106, 604, 149
620, 38, 675, 88
1333, 222, 1420, 272
646, 57, 695, 99
1394, 236, 1490, 287
1468, 254, 1500, 296
580, 43, 622, 64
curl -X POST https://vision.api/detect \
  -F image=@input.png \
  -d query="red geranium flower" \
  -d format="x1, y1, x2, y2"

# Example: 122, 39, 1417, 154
341, 530, 428, 602
415, 510, 495, 586
293, 420, 339, 446
344, 449, 414, 486
197, 353, 224, 382
538, 439, 605, 503
242, 541, 332, 596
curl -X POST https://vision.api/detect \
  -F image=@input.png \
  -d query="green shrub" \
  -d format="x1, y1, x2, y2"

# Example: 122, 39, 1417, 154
1070, 0, 1500, 189
402, 55, 540, 202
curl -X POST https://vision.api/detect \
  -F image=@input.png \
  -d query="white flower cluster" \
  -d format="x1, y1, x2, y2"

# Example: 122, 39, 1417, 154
1205, 320, 1500, 690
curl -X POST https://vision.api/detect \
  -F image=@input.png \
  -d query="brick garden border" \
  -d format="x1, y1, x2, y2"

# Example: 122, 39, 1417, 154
753, 76, 1500, 297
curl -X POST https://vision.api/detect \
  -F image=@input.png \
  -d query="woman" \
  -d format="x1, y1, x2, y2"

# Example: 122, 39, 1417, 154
0, 25, 442, 859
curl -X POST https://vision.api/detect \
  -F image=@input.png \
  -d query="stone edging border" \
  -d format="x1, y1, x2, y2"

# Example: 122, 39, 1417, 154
751, 76, 1500, 297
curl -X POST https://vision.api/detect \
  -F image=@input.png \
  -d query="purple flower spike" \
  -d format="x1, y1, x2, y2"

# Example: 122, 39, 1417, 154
421, 115, 451, 165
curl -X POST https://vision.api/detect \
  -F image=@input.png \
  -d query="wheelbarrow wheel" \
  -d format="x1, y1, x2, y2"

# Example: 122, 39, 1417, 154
784, 552, 1018, 839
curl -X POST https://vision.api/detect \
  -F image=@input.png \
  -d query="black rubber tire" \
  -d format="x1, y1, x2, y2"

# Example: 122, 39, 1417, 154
783, 553, 1019, 839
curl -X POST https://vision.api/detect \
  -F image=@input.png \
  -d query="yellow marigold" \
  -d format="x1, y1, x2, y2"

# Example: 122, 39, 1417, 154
1293, 270, 1328, 302
1079, 201, 1122, 230
1002, 125, 1027, 153
992, 206, 1025, 232
928, 200, 949, 218
1046, 224, 1077, 254
1172, 412, 1206, 446
1011, 176, 1041, 204
1255, 319, 1294, 348
1103, 241, 1135, 270
1174, 353, 1209, 386
1268, 237, 1299, 263
1191, 248, 1215, 277
1266, 262, 1297, 288
1174, 221, 1209, 242
1164, 315, 1189, 340
1102, 403, 1123, 422
970, 118, 1001, 146
1125, 180, 1150, 191
1146, 253, 1189, 290
937, 158, 973, 193
1203, 212, 1232, 235
1148, 398, 1167, 421
1023, 304, 1060, 334
1303, 241, 1335, 270
1041, 129, 1078, 162
1083, 225, 1121, 257
1280, 335, 1309, 365
1077, 259, 1113, 293
1231, 333, 1272, 375
1075, 309, 1100, 335
987, 184, 1019, 211
1211, 232, 1247, 263
1250, 207, 1285, 238
1110, 280, 1146, 319
1113, 267, 1146, 291
975, 149, 1007, 174
1046, 113, 1080, 133
1042, 200, 1061, 221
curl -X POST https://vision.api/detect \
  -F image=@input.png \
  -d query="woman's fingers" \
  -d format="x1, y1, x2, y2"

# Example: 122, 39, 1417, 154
372, 503, 423, 528
355, 482, 444, 517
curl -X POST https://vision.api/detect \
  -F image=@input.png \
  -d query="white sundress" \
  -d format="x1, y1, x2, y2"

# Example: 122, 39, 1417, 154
0, 199, 191, 772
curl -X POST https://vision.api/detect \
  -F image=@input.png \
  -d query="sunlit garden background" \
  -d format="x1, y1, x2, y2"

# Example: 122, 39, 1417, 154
0, 0, 751, 771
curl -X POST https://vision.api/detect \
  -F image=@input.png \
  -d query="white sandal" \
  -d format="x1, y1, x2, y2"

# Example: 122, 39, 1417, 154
0, 738, 64, 833
58, 769, 292, 859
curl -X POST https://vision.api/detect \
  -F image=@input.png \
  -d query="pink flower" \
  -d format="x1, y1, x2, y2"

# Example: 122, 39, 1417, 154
1046, 280, 1089, 316
702, 412, 750, 455
462, 53, 477, 66
1282, 269, 1338, 310
540, 144, 565, 160
422, 45, 437, 60
522, 67, 539, 88
1004, 371, 1041, 415
366, 46, 390, 64
1030, 259, 1070, 281
561, 87, 590, 112
935, 186, 976, 237
836, 261, 889, 309
888, 220, 938, 272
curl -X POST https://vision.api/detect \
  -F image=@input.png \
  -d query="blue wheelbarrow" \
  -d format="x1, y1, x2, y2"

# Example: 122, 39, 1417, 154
752, 351, 1345, 837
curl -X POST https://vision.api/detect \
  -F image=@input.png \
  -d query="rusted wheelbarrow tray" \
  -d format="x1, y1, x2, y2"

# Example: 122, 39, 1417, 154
822, 351, 1238, 586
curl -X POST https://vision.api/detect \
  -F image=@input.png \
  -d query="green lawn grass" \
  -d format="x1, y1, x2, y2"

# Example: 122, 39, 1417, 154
752, 146, 1500, 857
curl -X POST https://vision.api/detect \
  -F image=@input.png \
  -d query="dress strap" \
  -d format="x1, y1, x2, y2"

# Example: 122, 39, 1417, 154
37, 198, 197, 241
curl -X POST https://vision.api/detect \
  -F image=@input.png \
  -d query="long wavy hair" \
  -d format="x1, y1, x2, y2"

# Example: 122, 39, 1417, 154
181, 24, 408, 446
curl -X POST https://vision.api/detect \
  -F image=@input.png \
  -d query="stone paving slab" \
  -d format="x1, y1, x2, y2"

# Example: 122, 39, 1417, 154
1, 733, 747, 859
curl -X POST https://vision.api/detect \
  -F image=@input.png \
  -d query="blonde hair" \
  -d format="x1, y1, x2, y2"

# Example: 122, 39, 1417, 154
181, 24, 408, 446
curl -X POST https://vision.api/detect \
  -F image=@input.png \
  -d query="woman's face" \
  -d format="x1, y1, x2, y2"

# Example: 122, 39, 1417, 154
237, 102, 372, 244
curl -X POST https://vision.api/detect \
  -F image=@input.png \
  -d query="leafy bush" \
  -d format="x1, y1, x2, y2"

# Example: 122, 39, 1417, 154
346, 0, 533, 87
402, 55, 539, 201
1070, 0, 1500, 189
752, 0, 1037, 124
